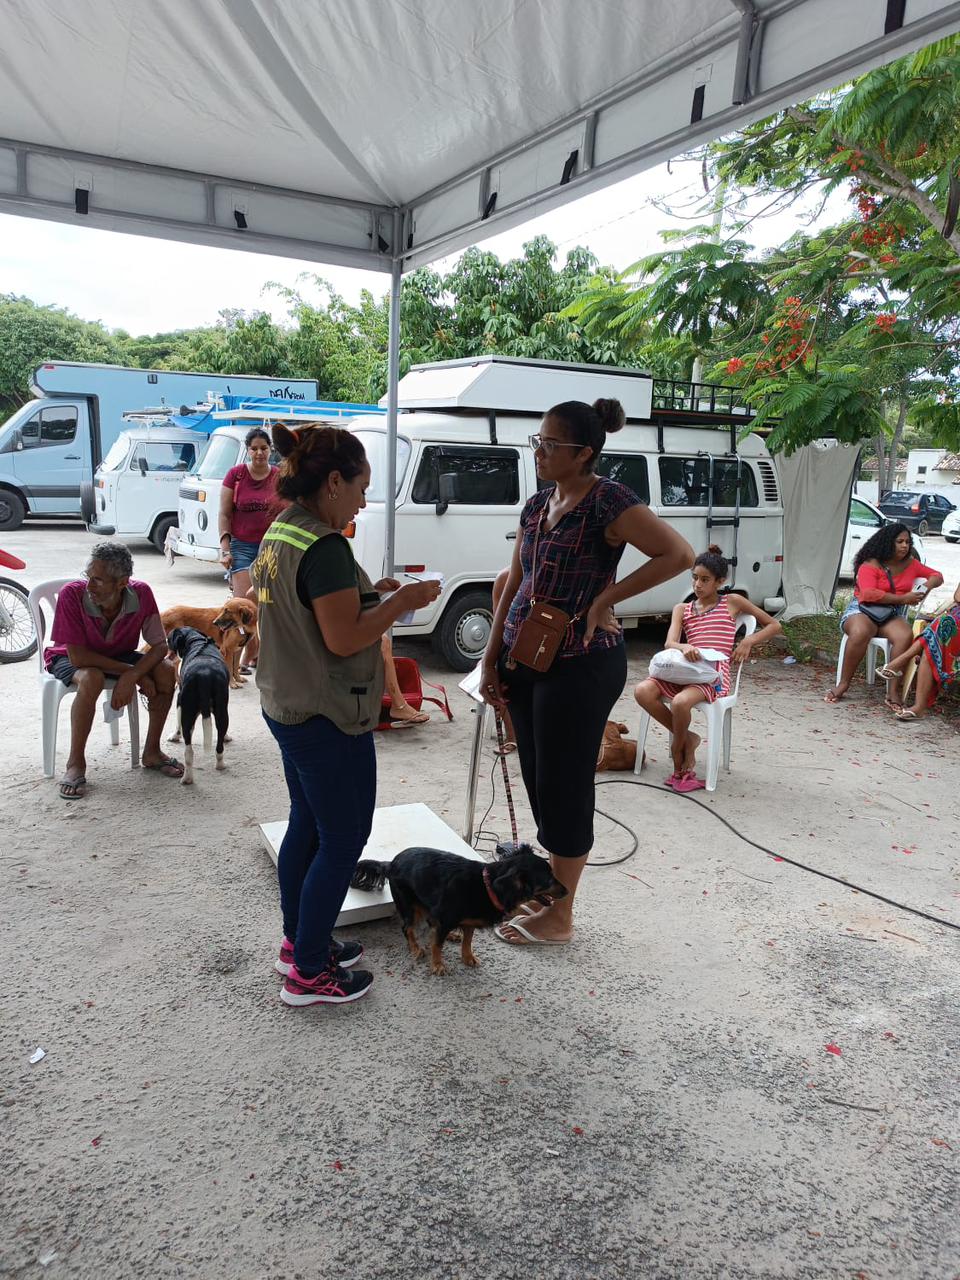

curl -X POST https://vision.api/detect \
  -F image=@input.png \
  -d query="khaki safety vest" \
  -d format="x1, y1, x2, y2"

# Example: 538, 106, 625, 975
251, 504, 384, 734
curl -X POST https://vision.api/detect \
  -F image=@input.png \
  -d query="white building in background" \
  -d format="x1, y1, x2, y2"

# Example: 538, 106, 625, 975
905, 449, 960, 495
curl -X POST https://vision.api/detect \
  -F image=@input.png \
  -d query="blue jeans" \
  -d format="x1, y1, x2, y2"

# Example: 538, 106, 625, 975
264, 712, 376, 975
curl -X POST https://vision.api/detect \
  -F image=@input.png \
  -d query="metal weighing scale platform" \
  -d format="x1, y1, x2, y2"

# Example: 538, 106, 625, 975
259, 666, 496, 929
259, 801, 484, 928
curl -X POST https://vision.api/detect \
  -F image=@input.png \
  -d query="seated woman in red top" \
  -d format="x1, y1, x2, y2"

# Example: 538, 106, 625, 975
825, 522, 943, 708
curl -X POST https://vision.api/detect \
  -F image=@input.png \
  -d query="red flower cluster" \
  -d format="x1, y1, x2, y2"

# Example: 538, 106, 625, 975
874, 312, 897, 331
848, 184, 904, 262
756, 297, 812, 373
725, 357, 745, 374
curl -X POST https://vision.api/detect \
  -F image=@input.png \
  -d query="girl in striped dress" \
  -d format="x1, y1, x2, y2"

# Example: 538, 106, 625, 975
634, 546, 782, 791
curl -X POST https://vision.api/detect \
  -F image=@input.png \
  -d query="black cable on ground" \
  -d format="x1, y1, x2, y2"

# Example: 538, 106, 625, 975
595, 776, 960, 936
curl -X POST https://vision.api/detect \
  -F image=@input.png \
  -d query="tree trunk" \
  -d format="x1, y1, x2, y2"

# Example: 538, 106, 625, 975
873, 434, 887, 495
883, 397, 908, 492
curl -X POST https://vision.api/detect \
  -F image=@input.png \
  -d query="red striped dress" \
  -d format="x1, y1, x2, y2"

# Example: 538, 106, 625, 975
652, 600, 740, 702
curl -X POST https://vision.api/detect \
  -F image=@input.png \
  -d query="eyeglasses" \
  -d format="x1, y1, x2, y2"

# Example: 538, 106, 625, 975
529, 433, 583, 454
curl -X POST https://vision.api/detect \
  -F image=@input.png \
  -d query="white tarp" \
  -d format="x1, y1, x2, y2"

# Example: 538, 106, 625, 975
778, 442, 860, 620
1, 0, 958, 271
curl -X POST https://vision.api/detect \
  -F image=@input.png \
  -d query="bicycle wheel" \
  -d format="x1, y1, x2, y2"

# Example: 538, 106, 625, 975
0, 577, 38, 662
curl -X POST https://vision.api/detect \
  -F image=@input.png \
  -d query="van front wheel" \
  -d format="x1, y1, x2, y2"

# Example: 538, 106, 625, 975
433, 590, 493, 672
150, 514, 177, 554
0, 490, 26, 532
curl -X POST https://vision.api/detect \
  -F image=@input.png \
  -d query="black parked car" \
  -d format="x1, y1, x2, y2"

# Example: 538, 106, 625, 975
877, 490, 956, 534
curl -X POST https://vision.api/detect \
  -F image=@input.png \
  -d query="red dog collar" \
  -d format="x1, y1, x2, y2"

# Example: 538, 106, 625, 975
482, 866, 506, 913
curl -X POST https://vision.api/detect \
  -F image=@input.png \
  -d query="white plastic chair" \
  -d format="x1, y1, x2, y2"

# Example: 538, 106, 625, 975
635, 614, 757, 792
835, 634, 890, 688
28, 578, 140, 779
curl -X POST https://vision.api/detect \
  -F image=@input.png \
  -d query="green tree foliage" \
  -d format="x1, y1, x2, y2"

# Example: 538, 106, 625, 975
0, 295, 120, 415
566, 36, 960, 456
1, 237, 630, 417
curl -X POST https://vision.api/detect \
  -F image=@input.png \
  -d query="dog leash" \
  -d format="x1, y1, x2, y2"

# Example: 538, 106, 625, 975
494, 712, 519, 848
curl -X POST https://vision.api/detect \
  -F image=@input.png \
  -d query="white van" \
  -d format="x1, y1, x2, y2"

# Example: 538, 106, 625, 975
345, 357, 785, 670
174, 403, 385, 562
89, 416, 209, 552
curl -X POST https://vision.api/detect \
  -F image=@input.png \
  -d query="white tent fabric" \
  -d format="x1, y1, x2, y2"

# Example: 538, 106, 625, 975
777, 442, 860, 620
1, 0, 958, 270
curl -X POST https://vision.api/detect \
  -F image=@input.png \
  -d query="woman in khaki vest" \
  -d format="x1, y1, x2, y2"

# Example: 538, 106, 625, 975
252, 425, 440, 1008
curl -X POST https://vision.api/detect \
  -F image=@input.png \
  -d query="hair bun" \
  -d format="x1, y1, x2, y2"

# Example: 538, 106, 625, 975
707, 544, 723, 555
592, 397, 626, 434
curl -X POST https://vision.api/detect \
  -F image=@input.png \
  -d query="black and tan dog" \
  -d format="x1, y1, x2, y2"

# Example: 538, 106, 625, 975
351, 845, 567, 975
166, 626, 230, 785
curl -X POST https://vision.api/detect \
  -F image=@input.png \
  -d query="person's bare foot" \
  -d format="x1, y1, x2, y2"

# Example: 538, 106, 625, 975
495, 905, 573, 944
824, 685, 848, 704
389, 702, 430, 725
682, 731, 701, 773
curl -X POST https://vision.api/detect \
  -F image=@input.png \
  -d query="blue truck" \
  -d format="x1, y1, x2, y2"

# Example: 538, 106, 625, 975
0, 362, 318, 530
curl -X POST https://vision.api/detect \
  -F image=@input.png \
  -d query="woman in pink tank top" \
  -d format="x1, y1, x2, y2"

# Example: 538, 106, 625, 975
634, 545, 782, 791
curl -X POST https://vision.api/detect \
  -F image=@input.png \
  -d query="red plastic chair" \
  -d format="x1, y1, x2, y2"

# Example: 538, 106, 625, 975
377, 656, 452, 729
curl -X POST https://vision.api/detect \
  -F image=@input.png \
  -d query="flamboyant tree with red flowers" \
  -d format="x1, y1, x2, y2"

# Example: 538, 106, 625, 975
567, 36, 960, 466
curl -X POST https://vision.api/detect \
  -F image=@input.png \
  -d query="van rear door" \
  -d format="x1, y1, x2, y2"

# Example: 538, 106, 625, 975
10, 401, 87, 514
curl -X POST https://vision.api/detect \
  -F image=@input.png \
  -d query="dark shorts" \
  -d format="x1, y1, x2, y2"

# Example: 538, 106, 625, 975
46, 649, 143, 687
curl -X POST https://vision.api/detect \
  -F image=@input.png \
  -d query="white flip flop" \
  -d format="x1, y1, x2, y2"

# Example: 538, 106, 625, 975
494, 916, 570, 946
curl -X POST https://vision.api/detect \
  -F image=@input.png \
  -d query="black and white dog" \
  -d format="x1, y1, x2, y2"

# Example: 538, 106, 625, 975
166, 626, 230, 785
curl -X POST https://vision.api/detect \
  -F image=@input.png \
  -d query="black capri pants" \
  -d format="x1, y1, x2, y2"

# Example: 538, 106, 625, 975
499, 643, 627, 858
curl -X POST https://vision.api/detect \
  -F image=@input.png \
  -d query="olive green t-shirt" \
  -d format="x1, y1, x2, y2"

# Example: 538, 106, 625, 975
295, 533, 379, 610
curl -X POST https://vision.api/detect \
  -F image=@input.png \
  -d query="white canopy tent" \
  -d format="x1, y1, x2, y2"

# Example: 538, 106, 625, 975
2, 0, 959, 567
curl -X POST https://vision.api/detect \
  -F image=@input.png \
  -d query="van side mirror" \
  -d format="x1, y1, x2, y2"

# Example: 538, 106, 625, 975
436, 471, 461, 516
137, 456, 148, 477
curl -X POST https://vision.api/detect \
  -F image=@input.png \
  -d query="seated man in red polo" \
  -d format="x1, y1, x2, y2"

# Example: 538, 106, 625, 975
44, 541, 183, 798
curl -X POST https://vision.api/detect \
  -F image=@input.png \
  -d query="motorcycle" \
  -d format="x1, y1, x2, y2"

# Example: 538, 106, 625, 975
0, 548, 37, 663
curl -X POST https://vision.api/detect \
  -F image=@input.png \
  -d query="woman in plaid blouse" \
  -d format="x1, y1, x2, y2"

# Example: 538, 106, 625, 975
481, 398, 693, 947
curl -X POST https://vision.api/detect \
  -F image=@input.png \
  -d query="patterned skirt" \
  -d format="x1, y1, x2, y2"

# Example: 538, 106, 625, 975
919, 605, 960, 702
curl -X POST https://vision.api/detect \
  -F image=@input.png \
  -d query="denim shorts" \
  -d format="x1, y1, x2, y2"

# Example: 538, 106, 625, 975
230, 538, 261, 573
839, 598, 907, 631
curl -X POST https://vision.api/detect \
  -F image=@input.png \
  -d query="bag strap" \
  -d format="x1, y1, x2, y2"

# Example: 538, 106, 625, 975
495, 712, 519, 847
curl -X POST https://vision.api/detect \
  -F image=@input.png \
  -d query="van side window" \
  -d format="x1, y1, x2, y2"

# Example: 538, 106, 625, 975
40, 406, 78, 443
130, 442, 198, 472
19, 414, 41, 446
658, 457, 758, 508
412, 446, 520, 505
595, 454, 650, 503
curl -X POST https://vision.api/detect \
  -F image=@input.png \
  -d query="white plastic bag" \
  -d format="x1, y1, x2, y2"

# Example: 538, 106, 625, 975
648, 648, 725, 685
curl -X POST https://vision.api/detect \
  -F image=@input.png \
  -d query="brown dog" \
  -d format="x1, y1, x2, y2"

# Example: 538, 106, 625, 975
595, 721, 639, 772
160, 598, 257, 690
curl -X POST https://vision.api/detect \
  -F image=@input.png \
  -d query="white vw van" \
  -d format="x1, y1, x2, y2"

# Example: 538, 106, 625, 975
89, 417, 209, 552
346, 357, 785, 670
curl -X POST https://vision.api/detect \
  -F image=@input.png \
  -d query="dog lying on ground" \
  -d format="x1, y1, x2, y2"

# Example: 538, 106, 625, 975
351, 844, 567, 975
166, 627, 230, 785
596, 721, 640, 772
160, 598, 256, 689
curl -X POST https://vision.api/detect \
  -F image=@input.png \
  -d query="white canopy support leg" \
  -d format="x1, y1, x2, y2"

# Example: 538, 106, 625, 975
383, 212, 402, 579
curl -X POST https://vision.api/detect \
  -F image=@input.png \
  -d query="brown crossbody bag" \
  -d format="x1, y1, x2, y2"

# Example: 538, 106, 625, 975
508, 513, 581, 673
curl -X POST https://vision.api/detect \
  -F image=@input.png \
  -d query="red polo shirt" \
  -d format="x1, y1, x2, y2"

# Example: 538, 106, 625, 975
43, 579, 166, 669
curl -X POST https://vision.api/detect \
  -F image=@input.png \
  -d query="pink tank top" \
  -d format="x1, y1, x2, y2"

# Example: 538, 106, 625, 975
682, 600, 739, 696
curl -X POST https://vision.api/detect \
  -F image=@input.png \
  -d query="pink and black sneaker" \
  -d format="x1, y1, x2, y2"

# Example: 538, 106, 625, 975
280, 961, 373, 1007
275, 937, 364, 976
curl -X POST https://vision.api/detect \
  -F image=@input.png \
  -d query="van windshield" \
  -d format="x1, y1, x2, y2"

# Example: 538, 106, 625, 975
101, 436, 131, 472
190, 435, 239, 481
353, 430, 410, 502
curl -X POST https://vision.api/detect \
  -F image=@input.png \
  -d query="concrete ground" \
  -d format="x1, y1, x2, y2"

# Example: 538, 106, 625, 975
1, 523, 958, 1280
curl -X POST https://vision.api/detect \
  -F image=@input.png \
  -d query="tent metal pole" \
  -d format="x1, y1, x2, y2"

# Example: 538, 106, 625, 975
383, 217, 402, 577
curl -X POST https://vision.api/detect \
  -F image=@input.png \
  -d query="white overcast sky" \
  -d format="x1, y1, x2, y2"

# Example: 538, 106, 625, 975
0, 157, 849, 335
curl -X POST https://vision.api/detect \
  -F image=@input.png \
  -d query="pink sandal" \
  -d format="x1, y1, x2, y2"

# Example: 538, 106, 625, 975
672, 770, 706, 793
